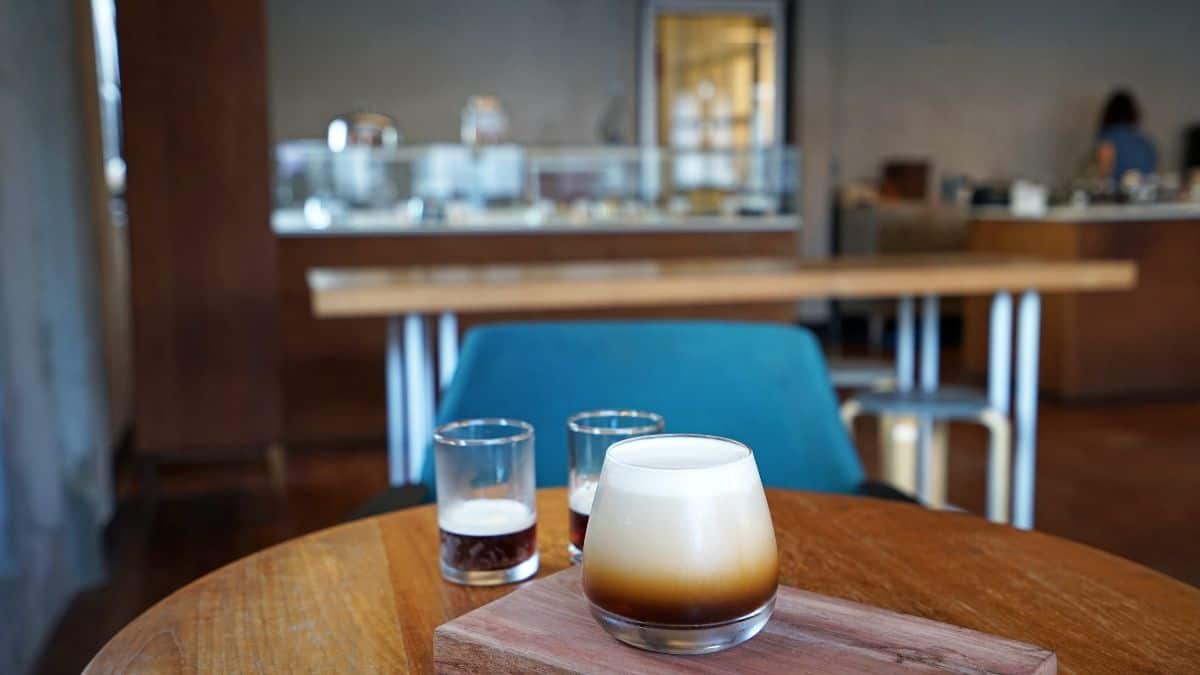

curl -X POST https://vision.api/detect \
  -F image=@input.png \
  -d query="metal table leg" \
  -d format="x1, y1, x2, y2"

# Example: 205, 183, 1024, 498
385, 316, 406, 486
404, 314, 435, 485
987, 293, 1013, 415
916, 294, 940, 502
424, 314, 439, 461
438, 312, 459, 391
386, 313, 450, 486
1013, 291, 1041, 530
986, 292, 1013, 523
883, 295, 918, 497
896, 296, 915, 392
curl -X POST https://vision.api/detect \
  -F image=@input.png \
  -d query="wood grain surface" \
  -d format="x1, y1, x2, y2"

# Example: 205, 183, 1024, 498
435, 566, 1057, 674
84, 489, 1200, 674
308, 255, 1136, 317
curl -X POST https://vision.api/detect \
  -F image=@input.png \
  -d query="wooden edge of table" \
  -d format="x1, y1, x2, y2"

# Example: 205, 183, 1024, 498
305, 256, 1138, 318
82, 489, 1200, 674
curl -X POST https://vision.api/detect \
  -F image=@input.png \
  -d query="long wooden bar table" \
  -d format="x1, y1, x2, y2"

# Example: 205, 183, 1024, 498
308, 255, 1136, 529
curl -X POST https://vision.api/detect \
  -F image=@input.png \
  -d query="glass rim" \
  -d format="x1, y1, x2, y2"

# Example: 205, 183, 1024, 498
566, 409, 665, 436
605, 433, 752, 471
434, 418, 534, 447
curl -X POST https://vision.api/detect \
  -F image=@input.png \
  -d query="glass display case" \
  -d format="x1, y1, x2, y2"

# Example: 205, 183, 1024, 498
272, 143, 800, 234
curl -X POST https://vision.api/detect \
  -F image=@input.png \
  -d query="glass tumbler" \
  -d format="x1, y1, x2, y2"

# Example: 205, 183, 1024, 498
567, 410, 664, 563
582, 434, 778, 654
434, 418, 538, 586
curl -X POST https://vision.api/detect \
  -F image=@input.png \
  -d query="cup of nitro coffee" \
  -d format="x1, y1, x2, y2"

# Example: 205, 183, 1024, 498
582, 434, 778, 654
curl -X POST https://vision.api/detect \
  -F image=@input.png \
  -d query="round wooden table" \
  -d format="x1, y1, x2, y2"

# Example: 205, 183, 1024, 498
85, 489, 1200, 674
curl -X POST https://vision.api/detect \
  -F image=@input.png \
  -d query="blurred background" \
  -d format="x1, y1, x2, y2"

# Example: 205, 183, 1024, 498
2, 0, 1199, 672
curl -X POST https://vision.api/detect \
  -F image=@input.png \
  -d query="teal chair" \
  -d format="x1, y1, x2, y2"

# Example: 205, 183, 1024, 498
419, 321, 866, 499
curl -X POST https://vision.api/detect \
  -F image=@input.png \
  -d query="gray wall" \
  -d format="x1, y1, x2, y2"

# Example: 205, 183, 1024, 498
832, 0, 1200, 186
268, 0, 1200, 249
268, 0, 638, 144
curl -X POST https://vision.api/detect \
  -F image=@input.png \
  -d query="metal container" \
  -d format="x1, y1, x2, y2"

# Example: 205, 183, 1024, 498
326, 111, 402, 207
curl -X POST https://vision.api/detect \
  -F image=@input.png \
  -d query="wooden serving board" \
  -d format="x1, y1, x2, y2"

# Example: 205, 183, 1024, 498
434, 566, 1056, 674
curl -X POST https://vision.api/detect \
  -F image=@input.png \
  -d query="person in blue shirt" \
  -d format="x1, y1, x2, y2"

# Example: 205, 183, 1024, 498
1094, 90, 1158, 184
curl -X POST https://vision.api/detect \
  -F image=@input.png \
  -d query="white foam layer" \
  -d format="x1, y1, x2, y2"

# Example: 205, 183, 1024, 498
608, 435, 748, 469
569, 481, 598, 515
600, 435, 758, 497
438, 498, 536, 536
583, 476, 777, 580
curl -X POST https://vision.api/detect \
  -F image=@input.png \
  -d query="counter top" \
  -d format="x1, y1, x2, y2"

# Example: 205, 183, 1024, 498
272, 208, 800, 237
308, 255, 1136, 316
972, 202, 1200, 223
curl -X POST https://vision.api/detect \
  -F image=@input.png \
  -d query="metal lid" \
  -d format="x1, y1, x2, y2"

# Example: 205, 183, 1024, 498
327, 111, 401, 151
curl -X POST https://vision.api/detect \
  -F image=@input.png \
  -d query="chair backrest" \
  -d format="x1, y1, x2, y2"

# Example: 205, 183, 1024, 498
420, 321, 863, 497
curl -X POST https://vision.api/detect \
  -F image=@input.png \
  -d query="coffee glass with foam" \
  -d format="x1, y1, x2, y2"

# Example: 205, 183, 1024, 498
434, 418, 538, 586
581, 434, 778, 654
566, 410, 665, 564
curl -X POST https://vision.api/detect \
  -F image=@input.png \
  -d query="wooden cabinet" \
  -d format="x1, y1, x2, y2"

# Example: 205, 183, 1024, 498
118, 0, 280, 455
965, 215, 1200, 399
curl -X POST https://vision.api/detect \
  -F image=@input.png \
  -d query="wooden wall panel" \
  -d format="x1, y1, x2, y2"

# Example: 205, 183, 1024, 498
1070, 220, 1200, 396
119, 0, 279, 453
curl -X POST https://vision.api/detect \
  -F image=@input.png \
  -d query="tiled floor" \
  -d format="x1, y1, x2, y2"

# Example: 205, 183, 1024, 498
36, 399, 1200, 673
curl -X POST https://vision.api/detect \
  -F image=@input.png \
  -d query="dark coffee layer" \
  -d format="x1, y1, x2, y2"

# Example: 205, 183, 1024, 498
583, 558, 778, 625
569, 508, 589, 550
440, 524, 536, 572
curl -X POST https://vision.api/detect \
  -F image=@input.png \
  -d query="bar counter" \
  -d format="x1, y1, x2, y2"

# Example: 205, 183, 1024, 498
272, 208, 799, 237
965, 203, 1200, 398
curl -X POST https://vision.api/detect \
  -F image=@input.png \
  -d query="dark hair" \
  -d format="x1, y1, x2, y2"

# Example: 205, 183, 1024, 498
1100, 90, 1140, 131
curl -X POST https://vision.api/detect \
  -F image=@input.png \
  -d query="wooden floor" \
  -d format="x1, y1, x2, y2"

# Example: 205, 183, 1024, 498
37, 399, 1200, 674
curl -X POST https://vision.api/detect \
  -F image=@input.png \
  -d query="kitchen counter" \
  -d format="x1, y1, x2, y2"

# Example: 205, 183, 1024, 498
965, 206, 1200, 398
271, 208, 800, 237
971, 202, 1200, 223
